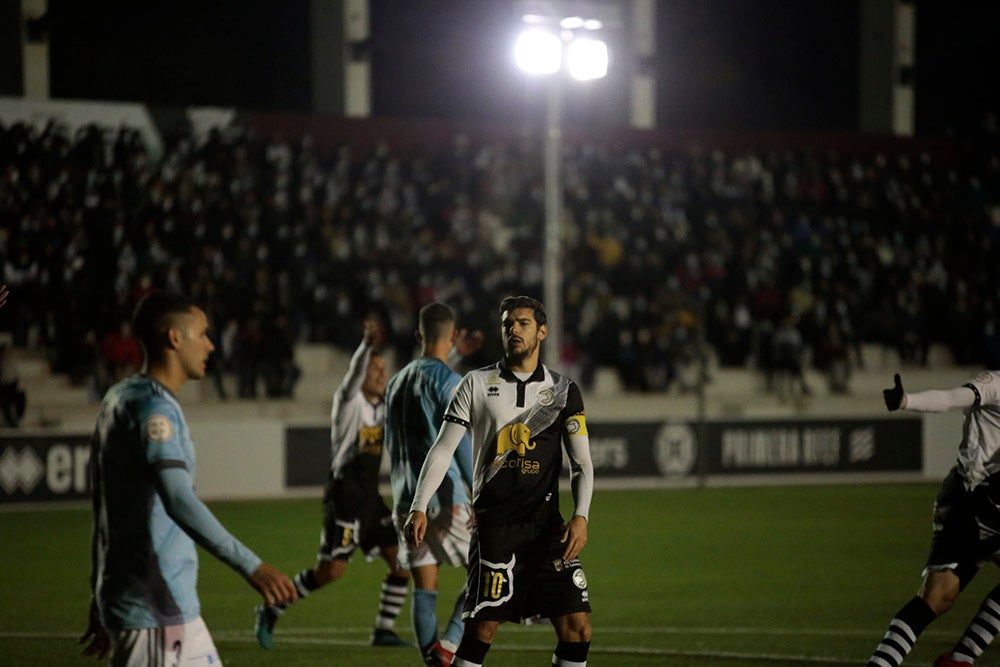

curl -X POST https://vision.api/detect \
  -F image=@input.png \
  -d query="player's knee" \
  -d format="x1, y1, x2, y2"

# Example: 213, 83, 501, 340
467, 619, 500, 643
316, 559, 346, 584
555, 613, 592, 643
921, 572, 961, 615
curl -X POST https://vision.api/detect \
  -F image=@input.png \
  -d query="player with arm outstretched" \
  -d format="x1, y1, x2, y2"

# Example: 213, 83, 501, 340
867, 371, 1000, 667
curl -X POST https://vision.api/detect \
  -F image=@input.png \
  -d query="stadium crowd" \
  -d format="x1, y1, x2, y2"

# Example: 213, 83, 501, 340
1, 115, 999, 400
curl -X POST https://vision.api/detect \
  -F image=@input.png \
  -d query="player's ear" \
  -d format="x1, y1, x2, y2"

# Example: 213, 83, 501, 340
415, 330, 423, 344
537, 323, 548, 341
166, 326, 183, 350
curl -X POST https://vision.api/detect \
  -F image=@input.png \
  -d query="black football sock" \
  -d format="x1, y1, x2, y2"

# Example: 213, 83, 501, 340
553, 640, 590, 666
454, 637, 491, 667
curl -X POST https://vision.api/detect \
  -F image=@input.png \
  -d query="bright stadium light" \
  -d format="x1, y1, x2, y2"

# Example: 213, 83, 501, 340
514, 29, 562, 75
512, 3, 611, 369
566, 37, 608, 80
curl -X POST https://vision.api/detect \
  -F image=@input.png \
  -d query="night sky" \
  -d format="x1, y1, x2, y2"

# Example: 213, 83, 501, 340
45, 1, 1000, 137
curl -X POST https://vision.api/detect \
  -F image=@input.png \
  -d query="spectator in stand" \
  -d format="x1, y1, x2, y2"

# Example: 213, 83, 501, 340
96, 319, 144, 398
260, 313, 302, 398
0, 343, 26, 428
236, 316, 264, 399
771, 313, 812, 399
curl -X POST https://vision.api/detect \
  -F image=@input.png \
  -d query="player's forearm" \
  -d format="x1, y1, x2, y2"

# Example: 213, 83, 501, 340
410, 420, 465, 512
156, 467, 262, 576
904, 387, 976, 413
456, 435, 474, 490
565, 434, 594, 521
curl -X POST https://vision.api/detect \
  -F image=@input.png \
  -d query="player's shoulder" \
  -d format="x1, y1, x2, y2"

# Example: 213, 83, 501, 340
546, 366, 581, 391
465, 362, 501, 379
105, 376, 182, 425
132, 377, 182, 420
970, 371, 1000, 389
970, 370, 1000, 383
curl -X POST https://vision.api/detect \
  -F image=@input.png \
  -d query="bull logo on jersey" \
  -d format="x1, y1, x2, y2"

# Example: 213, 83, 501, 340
359, 425, 384, 456
497, 423, 536, 457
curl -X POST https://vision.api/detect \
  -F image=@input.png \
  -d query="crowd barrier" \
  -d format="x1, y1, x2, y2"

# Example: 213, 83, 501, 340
0, 413, 939, 506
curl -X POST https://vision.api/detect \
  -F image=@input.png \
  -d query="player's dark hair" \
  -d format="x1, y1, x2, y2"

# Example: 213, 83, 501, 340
418, 302, 455, 343
499, 295, 547, 327
132, 291, 197, 364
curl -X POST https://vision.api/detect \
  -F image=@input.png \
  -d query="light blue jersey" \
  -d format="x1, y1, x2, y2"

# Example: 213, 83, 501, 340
385, 357, 472, 517
89, 375, 260, 631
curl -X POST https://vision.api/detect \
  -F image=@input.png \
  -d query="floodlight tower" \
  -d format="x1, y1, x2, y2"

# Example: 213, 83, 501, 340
513, 2, 610, 370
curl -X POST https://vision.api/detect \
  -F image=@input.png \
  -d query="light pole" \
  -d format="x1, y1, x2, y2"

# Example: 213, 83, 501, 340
513, 9, 608, 369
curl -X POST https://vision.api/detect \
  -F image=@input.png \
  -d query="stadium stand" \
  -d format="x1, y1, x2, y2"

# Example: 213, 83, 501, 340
0, 107, 998, 431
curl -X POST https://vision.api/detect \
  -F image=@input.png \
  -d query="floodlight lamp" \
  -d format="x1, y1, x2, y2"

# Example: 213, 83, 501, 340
514, 29, 562, 75
560, 16, 585, 29
566, 37, 608, 80
521, 13, 546, 24
583, 18, 603, 30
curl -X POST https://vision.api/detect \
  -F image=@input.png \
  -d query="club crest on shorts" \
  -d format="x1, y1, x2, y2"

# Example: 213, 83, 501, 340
146, 415, 174, 442
572, 568, 588, 589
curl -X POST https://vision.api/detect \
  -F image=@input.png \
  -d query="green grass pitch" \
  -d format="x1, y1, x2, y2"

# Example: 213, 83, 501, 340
5, 484, 1000, 666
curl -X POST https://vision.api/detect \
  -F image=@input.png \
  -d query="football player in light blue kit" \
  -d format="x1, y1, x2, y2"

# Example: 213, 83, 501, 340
385, 302, 479, 666
80, 292, 297, 665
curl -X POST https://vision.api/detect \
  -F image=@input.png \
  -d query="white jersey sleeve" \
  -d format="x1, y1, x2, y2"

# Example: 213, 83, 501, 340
409, 420, 467, 513
905, 387, 977, 413
564, 421, 594, 521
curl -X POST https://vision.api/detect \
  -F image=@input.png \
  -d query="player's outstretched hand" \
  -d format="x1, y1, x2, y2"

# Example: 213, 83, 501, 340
79, 599, 111, 660
560, 515, 588, 562
363, 317, 386, 352
248, 562, 299, 607
883, 373, 905, 411
404, 510, 427, 547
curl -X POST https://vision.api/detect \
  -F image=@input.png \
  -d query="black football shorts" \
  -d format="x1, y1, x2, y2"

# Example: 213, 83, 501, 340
463, 515, 591, 623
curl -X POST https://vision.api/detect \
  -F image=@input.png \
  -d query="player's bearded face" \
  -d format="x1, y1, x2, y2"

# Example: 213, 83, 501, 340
502, 308, 545, 363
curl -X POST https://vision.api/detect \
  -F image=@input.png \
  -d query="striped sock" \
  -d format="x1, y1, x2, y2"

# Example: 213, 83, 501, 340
294, 568, 320, 598
273, 568, 320, 613
949, 585, 1000, 663
374, 574, 408, 630
867, 596, 937, 667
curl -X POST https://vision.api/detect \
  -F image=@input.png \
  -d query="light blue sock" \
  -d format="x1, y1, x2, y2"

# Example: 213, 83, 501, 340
443, 583, 468, 646
411, 588, 439, 649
